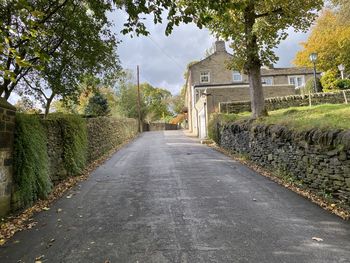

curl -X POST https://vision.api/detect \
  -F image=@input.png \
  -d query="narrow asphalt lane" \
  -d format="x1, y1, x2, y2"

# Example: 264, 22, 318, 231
1, 131, 350, 263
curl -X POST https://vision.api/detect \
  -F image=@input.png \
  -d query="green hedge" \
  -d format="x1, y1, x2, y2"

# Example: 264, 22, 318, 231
12, 114, 52, 209
47, 114, 88, 176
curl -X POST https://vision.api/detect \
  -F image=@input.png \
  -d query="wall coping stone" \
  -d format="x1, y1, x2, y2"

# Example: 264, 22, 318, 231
224, 120, 350, 151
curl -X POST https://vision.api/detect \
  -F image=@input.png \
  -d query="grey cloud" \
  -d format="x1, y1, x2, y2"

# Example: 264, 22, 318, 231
110, 11, 309, 95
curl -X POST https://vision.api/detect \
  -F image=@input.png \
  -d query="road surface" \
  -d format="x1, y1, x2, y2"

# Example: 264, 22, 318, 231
1, 131, 350, 263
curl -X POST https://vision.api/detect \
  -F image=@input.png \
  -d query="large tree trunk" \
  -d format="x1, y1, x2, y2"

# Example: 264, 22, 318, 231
244, 3, 268, 119
248, 62, 267, 118
44, 94, 55, 118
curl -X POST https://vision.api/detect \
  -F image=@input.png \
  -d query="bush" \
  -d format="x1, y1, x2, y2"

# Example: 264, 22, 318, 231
47, 114, 88, 176
12, 114, 52, 209
304, 77, 323, 93
335, 79, 350, 90
321, 70, 338, 92
85, 93, 110, 117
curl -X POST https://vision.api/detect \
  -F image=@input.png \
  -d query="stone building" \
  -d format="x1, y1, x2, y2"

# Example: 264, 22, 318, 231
185, 40, 319, 138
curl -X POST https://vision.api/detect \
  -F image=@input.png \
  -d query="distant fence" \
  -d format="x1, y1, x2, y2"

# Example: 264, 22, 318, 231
143, 123, 178, 131
220, 90, 350, 114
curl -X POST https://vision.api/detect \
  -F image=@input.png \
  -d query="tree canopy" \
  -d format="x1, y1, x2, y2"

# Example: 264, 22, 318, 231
0, 0, 118, 102
294, 8, 350, 75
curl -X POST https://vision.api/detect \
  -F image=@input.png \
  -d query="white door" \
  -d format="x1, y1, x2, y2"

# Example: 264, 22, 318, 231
199, 108, 207, 139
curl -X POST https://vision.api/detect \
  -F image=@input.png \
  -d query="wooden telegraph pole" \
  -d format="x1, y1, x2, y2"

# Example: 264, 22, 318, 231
137, 65, 142, 132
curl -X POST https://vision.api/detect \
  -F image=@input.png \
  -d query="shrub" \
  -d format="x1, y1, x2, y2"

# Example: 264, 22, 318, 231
321, 70, 338, 92
47, 114, 88, 176
335, 79, 350, 90
85, 93, 110, 117
12, 114, 52, 210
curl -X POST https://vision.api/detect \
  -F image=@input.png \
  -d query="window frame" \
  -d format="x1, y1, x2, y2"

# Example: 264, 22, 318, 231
261, 77, 274, 85
200, 71, 210, 84
233, 71, 242, 82
288, 75, 305, 87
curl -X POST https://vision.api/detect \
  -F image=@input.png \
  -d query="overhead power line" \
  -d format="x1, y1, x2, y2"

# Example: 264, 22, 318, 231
147, 35, 184, 71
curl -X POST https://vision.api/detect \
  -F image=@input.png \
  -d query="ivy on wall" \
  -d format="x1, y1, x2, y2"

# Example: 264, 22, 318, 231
12, 114, 52, 210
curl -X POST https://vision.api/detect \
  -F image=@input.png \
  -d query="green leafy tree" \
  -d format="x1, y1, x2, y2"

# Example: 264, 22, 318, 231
116, 73, 148, 120
171, 86, 186, 114
0, 0, 115, 100
14, 96, 34, 112
142, 83, 172, 122
85, 92, 110, 117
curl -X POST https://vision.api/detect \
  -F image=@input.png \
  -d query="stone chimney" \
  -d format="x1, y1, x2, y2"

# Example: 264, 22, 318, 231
214, 40, 226, 53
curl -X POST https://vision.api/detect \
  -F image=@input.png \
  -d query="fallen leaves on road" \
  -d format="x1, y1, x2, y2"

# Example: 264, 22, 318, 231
210, 144, 350, 220
0, 137, 138, 246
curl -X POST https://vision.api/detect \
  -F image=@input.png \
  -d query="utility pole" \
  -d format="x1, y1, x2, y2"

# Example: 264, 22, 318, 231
137, 65, 142, 133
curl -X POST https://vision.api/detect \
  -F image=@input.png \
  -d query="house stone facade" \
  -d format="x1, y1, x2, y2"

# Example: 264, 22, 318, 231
185, 40, 320, 138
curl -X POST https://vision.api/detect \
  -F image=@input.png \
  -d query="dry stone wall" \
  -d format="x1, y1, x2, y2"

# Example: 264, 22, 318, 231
220, 90, 350, 114
0, 99, 16, 216
220, 121, 350, 208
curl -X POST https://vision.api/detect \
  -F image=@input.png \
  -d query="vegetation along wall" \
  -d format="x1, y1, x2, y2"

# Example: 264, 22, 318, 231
219, 121, 350, 208
220, 90, 350, 114
10, 114, 138, 213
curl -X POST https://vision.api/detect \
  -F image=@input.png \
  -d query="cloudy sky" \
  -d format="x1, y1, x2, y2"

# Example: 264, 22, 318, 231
110, 10, 310, 95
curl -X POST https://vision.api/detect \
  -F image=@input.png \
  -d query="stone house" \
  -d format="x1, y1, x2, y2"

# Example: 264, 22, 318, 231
185, 40, 319, 138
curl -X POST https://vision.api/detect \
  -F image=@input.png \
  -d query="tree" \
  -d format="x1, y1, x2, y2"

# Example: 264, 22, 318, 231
14, 96, 34, 112
171, 86, 186, 114
85, 92, 110, 117
0, 0, 115, 100
142, 83, 172, 122
333, 0, 350, 23
117, 0, 323, 118
294, 9, 350, 74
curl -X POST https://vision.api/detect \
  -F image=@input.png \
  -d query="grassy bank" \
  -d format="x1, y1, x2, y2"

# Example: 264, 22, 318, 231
255, 104, 350, 130
218, 104, 350, 131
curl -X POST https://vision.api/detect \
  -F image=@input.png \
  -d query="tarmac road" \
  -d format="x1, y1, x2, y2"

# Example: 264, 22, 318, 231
1, 130, 350, 263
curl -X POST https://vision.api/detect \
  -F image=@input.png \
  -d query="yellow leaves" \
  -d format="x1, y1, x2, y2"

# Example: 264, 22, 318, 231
15, 56, 32, 68
293, 9, 350, 71
31, 10, 45, 18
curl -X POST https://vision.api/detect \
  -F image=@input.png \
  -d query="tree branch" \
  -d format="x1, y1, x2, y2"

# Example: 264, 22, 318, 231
23, 76, 49, 100
255, 7, 283, 19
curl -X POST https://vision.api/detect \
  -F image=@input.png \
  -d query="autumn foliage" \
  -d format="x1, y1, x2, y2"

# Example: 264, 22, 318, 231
294, 9, 350, 73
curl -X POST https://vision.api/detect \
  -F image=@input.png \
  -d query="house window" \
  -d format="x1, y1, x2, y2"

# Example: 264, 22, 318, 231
233, 71, 242, 82
262, 77, 273, 85
200, 71, 210, 83
288, 76, 305, 87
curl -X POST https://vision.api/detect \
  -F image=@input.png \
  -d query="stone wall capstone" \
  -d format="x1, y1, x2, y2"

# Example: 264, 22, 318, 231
220, 90, 350, 114
0, 98, 16, 217
220, 121, 350, 208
